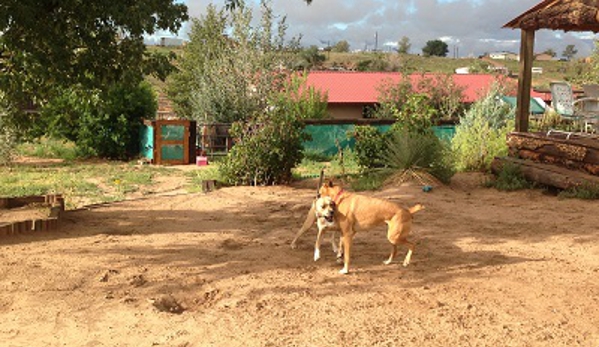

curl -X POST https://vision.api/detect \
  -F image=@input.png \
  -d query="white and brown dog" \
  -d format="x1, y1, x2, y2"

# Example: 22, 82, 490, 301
291, 195, 341, 262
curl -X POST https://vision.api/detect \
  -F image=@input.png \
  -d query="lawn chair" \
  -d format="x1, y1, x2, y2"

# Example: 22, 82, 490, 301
550, 81, 599, 133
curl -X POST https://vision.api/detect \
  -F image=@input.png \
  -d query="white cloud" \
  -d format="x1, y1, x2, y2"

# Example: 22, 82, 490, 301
175, 0, 599, 57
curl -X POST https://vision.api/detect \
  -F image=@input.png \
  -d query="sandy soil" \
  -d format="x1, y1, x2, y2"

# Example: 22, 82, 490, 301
1, 172, 599, 347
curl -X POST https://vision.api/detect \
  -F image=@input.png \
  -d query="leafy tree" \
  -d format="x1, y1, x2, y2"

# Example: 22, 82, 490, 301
294, 46, 327, 70
397, 36, 411, 54
422, 39, 449, 57
542, 48, 557, 58
0, 0, 187, 106
226, 0, 312, 10
332, 40, 350, 53
167, 1, 301, 123
562, 44, 578, 61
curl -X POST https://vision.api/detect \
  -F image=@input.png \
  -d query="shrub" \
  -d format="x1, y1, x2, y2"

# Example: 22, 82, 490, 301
219, 110, 307, 186
353, 125, 388, 170
452, 84, 513, 172
486, 162, 532, 191
75, 82, 156, 160
559, 183, 599, 200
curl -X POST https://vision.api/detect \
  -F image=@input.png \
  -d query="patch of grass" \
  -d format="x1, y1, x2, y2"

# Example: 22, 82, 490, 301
0, 161, 182, 209
348, 171, 393, 191
186, 164, 224, 193
16, 137, 82, 161
558, 183, 599, 200
293, 148, 360, 180
486, 163, 533, 191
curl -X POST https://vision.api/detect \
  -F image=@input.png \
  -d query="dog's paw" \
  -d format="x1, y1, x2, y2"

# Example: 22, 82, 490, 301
402, 261, 410, 267
383, 259, 393, 265
339, 268, 349, 275
313, 249, 321, 262
290, 242, 298, 250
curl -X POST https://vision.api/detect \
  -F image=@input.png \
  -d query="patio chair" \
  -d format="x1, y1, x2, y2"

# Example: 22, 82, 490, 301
550, 81, 599, 132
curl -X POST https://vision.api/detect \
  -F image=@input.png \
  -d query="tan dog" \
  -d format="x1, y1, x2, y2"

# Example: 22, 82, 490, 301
319, 180, 424, 274
291, 196, 341, 261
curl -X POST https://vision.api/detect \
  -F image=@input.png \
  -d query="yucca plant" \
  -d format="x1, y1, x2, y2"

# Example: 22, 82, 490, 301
379, 126, 455, 185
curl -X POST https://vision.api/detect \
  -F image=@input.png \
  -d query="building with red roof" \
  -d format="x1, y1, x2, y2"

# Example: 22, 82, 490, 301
305, 71, 544, 120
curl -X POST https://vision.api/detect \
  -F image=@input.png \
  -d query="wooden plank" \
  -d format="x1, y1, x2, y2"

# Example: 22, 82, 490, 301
515, 29, 535, 132
491, 156, 599, 189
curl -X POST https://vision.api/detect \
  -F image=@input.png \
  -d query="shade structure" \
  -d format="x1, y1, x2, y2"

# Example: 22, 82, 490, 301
503, 0, 599, 132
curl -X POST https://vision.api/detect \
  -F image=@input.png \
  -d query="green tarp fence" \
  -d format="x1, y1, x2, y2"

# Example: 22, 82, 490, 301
303, 124, 456, 156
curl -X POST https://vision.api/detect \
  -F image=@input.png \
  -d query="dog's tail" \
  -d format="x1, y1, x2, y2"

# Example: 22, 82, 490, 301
409, 204, 425, 214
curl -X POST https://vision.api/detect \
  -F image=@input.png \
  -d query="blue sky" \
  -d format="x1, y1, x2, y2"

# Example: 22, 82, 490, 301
160, 0, 599, 58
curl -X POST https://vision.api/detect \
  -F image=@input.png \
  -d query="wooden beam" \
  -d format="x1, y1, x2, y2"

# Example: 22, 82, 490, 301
515, 29, 535, 133
491, 156, 599, 190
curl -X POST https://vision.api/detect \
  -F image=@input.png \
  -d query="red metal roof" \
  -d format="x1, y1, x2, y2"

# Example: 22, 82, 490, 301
305, 71, 542, 104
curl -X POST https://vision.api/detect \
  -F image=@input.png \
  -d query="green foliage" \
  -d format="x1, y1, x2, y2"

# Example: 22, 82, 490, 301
375, 73, 465, 123
487, 163, 532, 191
37, 82, 156, 160
353, 125, 388, 170
332, 40, 350, 53
219, 109, 307, 186
0, 161, 177, 209
390, 94, 436, 133
16, 138, 80, 161
0, 93, 17, 165
382, 128, 455, 184
75, 82, 157, 160
350, 171, 393, 192
397, 36, 411, 54
167, 1, 299, 123
0, 0, 187, 107
422, 39, 449, 57
451, 84, 513, 172
294, 46, 327, 70
562, 44, 578, 61
559, 183, 599, 200
271, 73, 328, 120
356, 52, 390, 71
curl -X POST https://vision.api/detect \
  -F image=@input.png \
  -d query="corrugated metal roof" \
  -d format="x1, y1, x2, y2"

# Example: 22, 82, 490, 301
305, 71, 543, 104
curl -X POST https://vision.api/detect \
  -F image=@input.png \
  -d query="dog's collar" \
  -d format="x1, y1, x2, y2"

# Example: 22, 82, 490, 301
333, 189, 345, 204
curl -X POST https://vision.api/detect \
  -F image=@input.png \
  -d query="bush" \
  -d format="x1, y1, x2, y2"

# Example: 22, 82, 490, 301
353, 125, 388, 170
0, 92, 17, 165
559, 183, 599, 200
75, 82, 156, 160
486, 162, 532, 191
219, 110, 308, 186
452, 84, 513, 172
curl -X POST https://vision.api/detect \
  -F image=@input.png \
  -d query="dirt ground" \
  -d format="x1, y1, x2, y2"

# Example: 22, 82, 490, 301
1, 170, 599, 347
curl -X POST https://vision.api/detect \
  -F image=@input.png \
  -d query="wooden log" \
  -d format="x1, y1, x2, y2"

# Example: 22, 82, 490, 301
515, 149, 599, 175
507, 131, 599, 165
491, 157, 599, 190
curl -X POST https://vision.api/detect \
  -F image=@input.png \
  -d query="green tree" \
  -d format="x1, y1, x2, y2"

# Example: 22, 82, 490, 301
397, 36, 411, 54
332, 40, 350, 53
226, 0, 312, 10
422, 39, 449, 57
293, 46, 326, 70
0, 0, 187, 106
167, 1, 301, 123
562, 44, 578, 61
542, 48, 557, 58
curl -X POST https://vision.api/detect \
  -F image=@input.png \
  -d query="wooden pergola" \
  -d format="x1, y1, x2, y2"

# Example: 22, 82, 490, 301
503, 0, 599, 132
